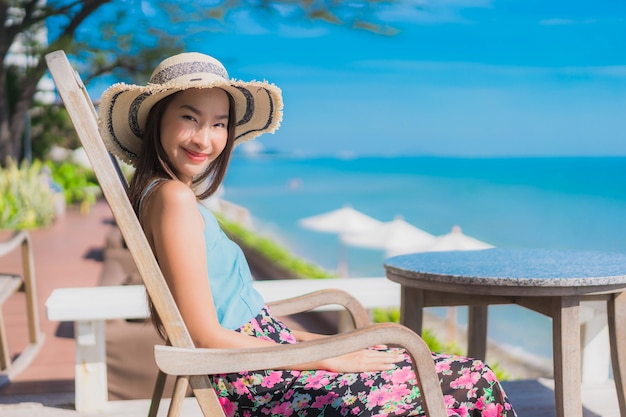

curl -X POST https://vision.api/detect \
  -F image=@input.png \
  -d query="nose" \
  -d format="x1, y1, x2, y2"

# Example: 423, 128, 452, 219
193, 126, 214, 150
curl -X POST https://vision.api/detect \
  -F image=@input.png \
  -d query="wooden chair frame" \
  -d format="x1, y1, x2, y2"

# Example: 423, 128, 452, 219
0, 230, 45, 385
45, 50, 446, 417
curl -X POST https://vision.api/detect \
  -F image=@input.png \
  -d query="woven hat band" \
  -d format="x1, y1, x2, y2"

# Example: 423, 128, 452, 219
149, 60, 229, 85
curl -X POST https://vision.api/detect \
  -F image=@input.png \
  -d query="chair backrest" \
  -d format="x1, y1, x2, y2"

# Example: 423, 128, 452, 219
45, 50, 193, 349
45, 51, 227, 417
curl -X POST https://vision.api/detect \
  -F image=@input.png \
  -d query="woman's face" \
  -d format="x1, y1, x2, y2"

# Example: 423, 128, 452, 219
159, 88, 230, 185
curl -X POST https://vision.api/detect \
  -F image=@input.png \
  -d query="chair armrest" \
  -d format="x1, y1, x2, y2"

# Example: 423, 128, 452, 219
0, 230, 29, 257
154, 322, 446, 417
267, 288, 370, 328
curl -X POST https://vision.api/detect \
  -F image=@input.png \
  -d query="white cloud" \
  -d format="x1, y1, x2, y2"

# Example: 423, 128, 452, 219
376, 0, 493, 24
539, 18, 597, 26
353, 60, 626, 81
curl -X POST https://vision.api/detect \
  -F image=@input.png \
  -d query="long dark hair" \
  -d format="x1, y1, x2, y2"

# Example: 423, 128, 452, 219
127, 88, 237, 340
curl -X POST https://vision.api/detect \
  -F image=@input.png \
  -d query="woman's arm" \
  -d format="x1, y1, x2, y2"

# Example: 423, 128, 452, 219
145, 181, 403, 372
145, 180, 272, 350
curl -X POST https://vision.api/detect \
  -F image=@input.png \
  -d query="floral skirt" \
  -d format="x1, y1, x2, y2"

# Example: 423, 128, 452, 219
210, 306, 517, 417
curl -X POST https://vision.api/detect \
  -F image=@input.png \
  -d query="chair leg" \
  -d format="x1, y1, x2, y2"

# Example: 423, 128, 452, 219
148, 369, 168, 417
20, 236, 41, 346
166, 375, 189, 417
190, 375, 226, 417
0, 309, 10, 370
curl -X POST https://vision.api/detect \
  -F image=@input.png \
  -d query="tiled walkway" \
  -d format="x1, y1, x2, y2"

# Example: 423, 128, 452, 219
0, 199, 115, 398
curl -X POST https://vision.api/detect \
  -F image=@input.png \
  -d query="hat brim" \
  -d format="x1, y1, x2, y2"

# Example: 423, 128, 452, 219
98, 78, 282, 166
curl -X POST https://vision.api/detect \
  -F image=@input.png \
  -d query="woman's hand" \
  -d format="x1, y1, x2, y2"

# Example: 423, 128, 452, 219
288, 349, 405, 373
320, 348, 405, 373
291, 330, 404, 373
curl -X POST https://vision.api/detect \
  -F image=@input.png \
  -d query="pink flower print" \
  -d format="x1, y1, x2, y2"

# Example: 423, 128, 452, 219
389, 382, 411, 401
283, 389, 294, 401
269, 401, 294, 416
451, 369, 481, 389
278, 329, 291, 341
312, 392, 340, 408
435, 360, 453, 374
261, 371, 283, 389
219, 397, 236, 417
481, 402, 504, 417
351, 406, 362, 415
391, 365, 414, 385
448, 403, 470, 417
231, 379, 248, 395
475, 396, 486, 410
472, 360, 486, 371
366, 387, 389, 407
444, 394, 457, 408
303, 372, 331, 389
251, 320, 263, 334
364, 378, 375, 388
483, 369, 498, 383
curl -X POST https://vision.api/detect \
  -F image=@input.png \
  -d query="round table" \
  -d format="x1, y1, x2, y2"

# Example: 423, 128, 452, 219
384, 248, 626, 417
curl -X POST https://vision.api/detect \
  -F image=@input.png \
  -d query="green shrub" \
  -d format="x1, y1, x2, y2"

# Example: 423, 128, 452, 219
0, 158, 55, 229
373, 307, 511, 380
45, 160, 101, 208
216, 214, 335, 279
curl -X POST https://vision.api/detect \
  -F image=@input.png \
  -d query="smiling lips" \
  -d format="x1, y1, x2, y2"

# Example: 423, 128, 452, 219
183, 147, 208, 163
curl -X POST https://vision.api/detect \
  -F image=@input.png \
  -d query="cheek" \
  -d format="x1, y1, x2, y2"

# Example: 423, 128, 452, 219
216, 133, 229, 153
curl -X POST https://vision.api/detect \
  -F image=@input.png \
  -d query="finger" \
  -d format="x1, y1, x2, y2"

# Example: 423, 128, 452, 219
370, 344, 388, 350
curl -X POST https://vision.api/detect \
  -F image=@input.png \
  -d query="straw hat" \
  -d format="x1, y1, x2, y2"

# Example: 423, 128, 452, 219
98, 52, 283, 166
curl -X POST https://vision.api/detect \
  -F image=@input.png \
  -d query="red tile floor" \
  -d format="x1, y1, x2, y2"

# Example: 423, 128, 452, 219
0, 199, 115, 397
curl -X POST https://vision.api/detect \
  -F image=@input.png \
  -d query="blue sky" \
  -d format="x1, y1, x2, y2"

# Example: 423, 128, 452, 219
98, 0, 626, 157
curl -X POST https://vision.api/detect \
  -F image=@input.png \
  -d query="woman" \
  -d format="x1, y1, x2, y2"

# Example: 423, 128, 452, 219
98, 52, 517, 417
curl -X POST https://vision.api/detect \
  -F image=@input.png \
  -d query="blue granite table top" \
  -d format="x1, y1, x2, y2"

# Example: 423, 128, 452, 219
384, 248, 626, 287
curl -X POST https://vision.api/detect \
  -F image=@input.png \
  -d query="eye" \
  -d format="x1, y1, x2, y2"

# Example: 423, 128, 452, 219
182, 114, 197, 122
214, 122, 227, 128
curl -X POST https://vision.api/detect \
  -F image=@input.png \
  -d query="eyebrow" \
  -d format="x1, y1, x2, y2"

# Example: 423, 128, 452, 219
179, 104, 229, 120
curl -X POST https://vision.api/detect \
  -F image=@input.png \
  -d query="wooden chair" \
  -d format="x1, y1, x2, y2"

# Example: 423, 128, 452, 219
0, 230, 45, 385
45, 50, 447, 417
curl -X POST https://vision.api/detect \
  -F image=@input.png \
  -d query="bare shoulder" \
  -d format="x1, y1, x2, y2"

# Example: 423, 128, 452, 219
151, 180, 197, 208
143, 180, 200, 227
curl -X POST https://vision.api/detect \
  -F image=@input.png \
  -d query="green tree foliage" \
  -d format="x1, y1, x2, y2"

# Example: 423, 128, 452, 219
1, 0, 400, 164
30, 103, 80, 160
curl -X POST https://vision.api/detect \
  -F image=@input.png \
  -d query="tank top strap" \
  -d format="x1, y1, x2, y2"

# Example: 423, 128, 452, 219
138, 178, 169, 217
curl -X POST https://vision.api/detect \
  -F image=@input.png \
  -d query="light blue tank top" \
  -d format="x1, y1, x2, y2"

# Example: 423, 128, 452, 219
197, 203, 265, 329
140, 179, 265, 330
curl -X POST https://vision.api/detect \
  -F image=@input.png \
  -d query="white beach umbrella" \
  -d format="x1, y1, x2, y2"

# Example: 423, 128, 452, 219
298, 205, 382, 234
426, 225, 494, 252
298, 205, 382, 276
341, 215, 437, 257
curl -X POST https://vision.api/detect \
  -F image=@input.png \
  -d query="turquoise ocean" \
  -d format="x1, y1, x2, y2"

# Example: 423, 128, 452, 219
221, 155, 626, 362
